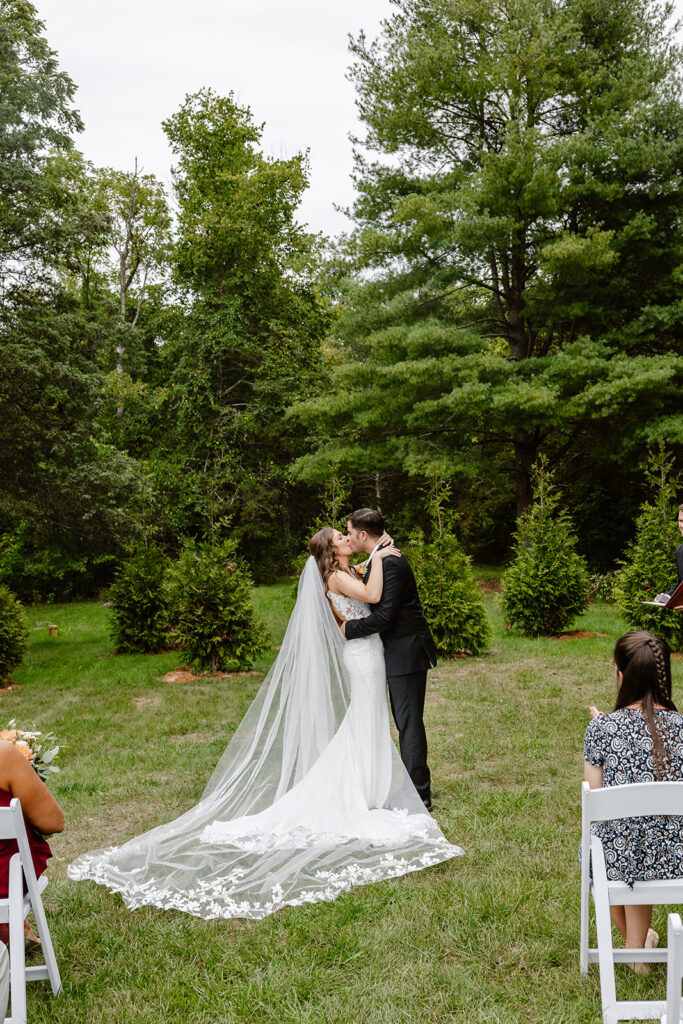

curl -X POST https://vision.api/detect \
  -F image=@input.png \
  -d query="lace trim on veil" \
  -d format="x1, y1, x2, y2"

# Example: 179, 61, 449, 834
68, 841, 458, 920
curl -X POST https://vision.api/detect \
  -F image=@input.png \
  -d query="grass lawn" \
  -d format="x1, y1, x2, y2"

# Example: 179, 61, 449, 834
7, 583, 683, 1023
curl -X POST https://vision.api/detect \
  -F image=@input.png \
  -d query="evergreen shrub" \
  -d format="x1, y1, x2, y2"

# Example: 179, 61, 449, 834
0, 586, 29, 683
108, 546, 169, 653
164, 539, 269, 672
502, 461, 589, 635
615, 445, 683, 651
407, 482, 490, 657
588, 571, 619, 603
411, 532, 491, 657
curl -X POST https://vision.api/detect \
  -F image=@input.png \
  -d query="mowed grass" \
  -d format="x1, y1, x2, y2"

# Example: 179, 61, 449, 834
7, 583, 683, 1023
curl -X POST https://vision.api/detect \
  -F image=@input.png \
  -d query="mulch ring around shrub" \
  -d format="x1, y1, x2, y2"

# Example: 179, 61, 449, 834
478, 578, 502, 592
161, 669, 263, 684
552, 630, 609, 641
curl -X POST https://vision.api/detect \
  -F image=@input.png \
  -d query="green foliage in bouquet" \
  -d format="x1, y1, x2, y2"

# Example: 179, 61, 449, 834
1, 722, 60, 782
410, 485, 491, 657
108, 545, 170, 654
164, 539, 269, 672
615, 444, 683, 651
0, 586, 29, 682
502, 460, 589, 636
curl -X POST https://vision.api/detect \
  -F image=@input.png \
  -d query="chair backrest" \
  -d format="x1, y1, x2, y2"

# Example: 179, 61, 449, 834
0, 803, 24, 844
582, 780, 683, 826
0, 800, 40, 892
580, 781, 683, 908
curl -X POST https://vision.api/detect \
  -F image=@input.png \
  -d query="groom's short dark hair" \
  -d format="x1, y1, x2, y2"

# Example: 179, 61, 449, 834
346, 508, 385, 537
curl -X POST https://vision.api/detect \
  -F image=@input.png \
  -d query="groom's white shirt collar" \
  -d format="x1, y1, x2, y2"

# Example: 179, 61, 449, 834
366, 540, 383, 563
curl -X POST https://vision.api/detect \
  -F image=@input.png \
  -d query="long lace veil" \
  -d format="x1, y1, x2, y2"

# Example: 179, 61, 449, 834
68, 558, 460, 918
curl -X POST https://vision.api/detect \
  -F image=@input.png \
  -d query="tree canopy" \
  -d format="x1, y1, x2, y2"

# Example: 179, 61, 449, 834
291, 0, 683, 542
0, 0, 682, 594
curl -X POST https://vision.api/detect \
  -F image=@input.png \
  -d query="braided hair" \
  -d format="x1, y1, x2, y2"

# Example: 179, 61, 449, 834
613, 631, 677, 779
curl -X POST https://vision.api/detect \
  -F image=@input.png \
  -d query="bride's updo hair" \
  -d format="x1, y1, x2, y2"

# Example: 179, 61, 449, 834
310, 527, 343, 585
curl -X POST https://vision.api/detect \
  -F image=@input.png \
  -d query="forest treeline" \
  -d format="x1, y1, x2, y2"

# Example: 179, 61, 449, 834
1, 0, 682, 599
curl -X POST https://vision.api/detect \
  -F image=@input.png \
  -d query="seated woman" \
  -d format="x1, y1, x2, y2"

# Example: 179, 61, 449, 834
585, 630, 683, 973
0, 739, 64, 947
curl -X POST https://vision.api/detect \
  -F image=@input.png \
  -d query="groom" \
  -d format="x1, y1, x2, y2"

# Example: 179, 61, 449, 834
342, 508, 438, 811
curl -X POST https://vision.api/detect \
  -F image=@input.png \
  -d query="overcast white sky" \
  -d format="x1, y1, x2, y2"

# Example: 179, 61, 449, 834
36, 0, 683, 240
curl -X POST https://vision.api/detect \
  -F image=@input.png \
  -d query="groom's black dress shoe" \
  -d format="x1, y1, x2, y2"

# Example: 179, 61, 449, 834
423, 801, 432, 812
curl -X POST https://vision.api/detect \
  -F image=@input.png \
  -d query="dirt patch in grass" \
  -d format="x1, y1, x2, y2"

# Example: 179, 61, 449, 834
552, 630, 608, 641
169, 732, 211, 744
161, 669, 262, 684
478, 577, 502, 592
132, 696, 161, 709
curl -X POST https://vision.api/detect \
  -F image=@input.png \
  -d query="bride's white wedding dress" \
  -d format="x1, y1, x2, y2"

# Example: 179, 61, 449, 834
68, 559, 463, 919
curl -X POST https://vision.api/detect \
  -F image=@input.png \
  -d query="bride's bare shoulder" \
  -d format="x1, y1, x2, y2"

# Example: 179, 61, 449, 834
326, 570, 347, 594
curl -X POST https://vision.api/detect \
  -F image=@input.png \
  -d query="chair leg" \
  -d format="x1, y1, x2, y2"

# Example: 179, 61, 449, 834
30, 892, 61, 996
591, 837, 619, 1024
0, 944, 9, 1023
8, 858, 26, 1024
580, 871, 590, 974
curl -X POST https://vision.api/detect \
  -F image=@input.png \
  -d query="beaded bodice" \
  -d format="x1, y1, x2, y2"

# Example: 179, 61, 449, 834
326, 591, 369, 621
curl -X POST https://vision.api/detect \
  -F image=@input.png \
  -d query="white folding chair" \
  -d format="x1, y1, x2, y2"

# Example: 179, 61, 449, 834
580, 780, 683, 1024
0, 799, 61, 1024
662, 913, 683, 1024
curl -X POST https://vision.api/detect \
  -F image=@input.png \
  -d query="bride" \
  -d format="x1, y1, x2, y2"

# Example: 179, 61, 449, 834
68, 528, 463, 919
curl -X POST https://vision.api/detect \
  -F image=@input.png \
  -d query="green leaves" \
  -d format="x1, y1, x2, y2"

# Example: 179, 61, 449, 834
143, 90, 331, 576
0, 1, 82, 283
0, 585, 29, 682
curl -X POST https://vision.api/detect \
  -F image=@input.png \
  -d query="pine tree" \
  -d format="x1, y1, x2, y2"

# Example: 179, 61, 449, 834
502, 460, 589, 635
616, 444, 683, 650
291, 0, 683, 532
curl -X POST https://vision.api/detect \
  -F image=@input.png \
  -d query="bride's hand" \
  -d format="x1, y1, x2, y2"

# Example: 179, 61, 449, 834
378, 531, 394, 548
376, 545, 401, 560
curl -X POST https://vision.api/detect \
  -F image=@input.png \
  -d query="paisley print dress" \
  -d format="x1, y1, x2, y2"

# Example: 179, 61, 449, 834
584, 708, 683, 886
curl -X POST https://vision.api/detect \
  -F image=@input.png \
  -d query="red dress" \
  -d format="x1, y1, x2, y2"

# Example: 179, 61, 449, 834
0, 789, 52, 897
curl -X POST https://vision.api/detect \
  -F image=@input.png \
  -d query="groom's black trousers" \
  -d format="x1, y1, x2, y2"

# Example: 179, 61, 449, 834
387, 670, 431, 806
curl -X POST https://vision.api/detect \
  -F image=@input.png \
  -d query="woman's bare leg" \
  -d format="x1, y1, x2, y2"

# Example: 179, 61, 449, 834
610, 905, 627, 941
624, 905, 653, 948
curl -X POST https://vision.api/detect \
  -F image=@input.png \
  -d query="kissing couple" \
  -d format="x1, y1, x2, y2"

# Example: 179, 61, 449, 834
69, 508, 462, 919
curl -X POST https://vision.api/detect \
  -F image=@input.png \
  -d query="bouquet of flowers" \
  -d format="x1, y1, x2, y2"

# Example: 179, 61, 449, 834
0, 721, 60, 782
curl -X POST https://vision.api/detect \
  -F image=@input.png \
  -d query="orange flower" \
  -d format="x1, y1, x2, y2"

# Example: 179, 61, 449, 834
14, 741, 33, 761
0, 730, 17, 742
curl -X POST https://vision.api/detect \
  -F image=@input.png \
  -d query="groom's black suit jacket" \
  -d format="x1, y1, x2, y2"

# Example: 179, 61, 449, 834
343, 554, 437, 677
